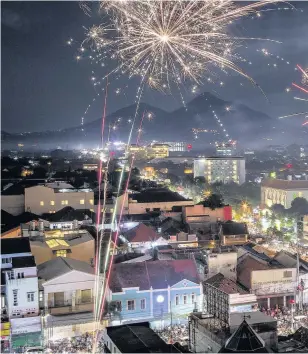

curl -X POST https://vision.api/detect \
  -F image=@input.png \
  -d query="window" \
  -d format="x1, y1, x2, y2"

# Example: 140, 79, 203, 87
8, 271, 15, 280
27, 292, 35, 302
61, 200, 68, 205
175, 295, 179, 306
115, 301, 122, 312
140, 299, 146, 310
17, 272, 24, 279
183, 294, 187, 305
284, 271, 292, 278
191, 293, 195, 304
153, 208, 161, 212
39, 291, 43, 302
90, 199, 94, 205
50, 200, 55, 205
2, 257, 11, 264
80, 199, 85, 205
40, 201, 44, 206
90, 209, 94, 212
13, 289, 18, 306
56, 250, 67, 257
127, 300, 135, 311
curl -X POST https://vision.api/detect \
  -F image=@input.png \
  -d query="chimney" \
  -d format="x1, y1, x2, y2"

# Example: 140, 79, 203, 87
30, 221, 36, 231
73, 219, 78, 230
39, 221, 44, 232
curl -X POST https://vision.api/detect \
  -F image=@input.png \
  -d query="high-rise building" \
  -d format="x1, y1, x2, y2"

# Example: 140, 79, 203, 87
194, 156, 246, 184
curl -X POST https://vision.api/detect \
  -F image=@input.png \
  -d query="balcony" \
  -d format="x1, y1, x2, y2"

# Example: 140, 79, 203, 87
48, 301, 94, 315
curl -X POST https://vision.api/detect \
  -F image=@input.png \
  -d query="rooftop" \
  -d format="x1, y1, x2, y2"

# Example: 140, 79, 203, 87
109, 259, 199, 292
129, 188, 192, 203
221, 221, 248, 236
219, 320, 267, 353
1, 179, 41, 195
1, 237, 31, 255
122, 223, 162, 243
38, 257, 94, 281
1, 211, 39, 234
261, 179, 308, 190
106, 322, 180, 353
12, 256, 36, 268
205, 273, 248, 295
41, 206, 93, 222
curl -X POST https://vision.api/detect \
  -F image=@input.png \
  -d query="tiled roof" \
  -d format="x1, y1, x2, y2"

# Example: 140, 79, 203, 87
261, 179, 308, 190
219, 320, 267, 353
130, 188, 192, 203
38, 257, 94, 281
41, 206, 93, 222
122, 223, 161, 243
205, 273, 248, 295
109, 259, 199, 292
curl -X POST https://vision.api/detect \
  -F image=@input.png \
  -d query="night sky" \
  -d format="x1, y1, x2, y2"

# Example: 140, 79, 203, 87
1, 1, 308, 133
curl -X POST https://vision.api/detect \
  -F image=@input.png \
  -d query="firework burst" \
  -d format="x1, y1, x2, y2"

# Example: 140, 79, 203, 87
99, 0, 282, 90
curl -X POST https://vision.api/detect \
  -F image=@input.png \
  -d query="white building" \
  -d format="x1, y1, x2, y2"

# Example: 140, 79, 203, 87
38, 257, 99, 341
25, 182, 94, 215
1, 238, 42, 350
194, 157, 245, 185
261, 179, 308, 208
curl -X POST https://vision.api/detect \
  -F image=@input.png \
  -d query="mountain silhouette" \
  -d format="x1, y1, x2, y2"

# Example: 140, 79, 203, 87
2, 92, 274, 147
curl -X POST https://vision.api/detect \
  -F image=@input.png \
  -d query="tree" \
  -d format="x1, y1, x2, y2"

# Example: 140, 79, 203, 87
202, 193, 224, 210
271, 204, 285, 216
288, 197, 308, 217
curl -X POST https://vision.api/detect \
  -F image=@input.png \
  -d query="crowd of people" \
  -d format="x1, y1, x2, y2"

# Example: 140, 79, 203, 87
155, 324, 189, 346
47, 333, 104, 353
261, 305, 308, 336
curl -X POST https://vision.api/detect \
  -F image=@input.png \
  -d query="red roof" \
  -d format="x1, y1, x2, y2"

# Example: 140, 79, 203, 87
122, 223, 161, 243
110, 259, 199, 291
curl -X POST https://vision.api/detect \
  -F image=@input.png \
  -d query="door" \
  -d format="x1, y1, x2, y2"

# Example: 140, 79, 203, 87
54, 292, 65, 307
81, 289, 91, 303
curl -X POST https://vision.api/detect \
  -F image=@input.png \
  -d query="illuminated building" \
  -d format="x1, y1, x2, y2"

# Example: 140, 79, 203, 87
21, 168, 33, 177
215, 141, 237, 156
261, 179, 308, 208
194, 157, 245, 185
106, 259, 202, 325
127, 144, 147, 159
147, 143, 170, 159
83, 163, 99, 171
24, 182, 94, 215
142, 166, 155, 179
164, 141, 185, 152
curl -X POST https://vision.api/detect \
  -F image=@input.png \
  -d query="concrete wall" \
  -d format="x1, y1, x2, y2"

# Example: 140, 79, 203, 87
6, 270, 39, 318
251, 268, 297, 295
183, 205, 232, 223
1, 194, 24, 216
207, 252, 237, 281
25, 185, 94, 215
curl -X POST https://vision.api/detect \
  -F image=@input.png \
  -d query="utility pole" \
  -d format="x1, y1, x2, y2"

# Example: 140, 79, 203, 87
170, 300, 173, 344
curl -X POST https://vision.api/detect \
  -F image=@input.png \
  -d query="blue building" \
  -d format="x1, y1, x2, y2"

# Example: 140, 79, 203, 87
107, 259, 202, 326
